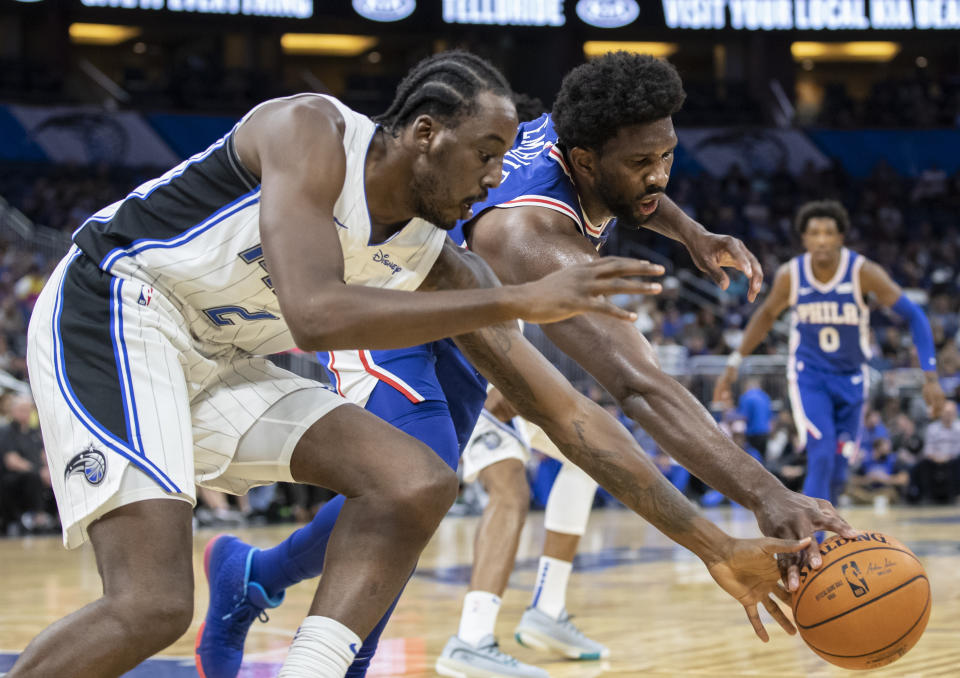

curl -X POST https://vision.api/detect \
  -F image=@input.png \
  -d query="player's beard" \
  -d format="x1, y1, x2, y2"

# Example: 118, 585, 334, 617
595, 166, 664, 230
410, 157, 458, 231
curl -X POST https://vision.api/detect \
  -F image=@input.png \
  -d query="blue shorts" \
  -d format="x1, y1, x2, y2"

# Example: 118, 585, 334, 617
789, 364, 867, 452
322, 340, 488, 455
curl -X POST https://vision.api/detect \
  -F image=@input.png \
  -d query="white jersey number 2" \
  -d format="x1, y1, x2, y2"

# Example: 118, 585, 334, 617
819, 327, 840, 353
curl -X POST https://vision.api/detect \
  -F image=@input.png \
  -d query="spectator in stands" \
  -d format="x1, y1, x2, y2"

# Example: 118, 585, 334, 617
860, 410, 890, 457
908, 400, 960, 504
0, 334, 26, 381
847, 437, 910, 506
0, 394, 55, 534
765, 411, 806, 493
891, 412, 924, 461
737, 377, 772, 460
937, 343, 960, 400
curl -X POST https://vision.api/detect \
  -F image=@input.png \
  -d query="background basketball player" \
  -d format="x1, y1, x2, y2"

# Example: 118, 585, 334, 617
715, 199, 946, 509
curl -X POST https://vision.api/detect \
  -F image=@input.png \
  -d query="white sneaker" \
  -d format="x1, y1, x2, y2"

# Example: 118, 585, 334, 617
435, 634, 550, 678
514, 607, 609, 660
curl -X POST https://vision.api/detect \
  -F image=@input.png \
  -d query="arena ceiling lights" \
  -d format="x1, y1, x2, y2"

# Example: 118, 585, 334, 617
280, 33, 378, 56
790, 41, 901, 62
583, 41, 678, 59
69, 23, 142, 45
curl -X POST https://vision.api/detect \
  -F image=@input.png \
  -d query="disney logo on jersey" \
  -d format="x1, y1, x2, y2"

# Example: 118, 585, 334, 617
65, 445, 107, 486
373, 249, 402, 275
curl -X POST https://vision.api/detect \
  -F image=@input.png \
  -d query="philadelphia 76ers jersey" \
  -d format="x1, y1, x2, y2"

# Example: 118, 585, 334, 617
448, 113, 616, 251
70, 94, 446, 357
788, 247, 870, 375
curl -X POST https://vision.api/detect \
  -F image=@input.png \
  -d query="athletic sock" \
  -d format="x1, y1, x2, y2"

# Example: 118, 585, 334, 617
250, 495, 346, 599
457, 590, 502, 647
531, 556, 572, 620
278, 615, 360, 678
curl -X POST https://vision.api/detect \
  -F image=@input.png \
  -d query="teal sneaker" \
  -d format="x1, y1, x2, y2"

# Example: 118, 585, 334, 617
514, 607, 609, 660
435, 634, 550, 678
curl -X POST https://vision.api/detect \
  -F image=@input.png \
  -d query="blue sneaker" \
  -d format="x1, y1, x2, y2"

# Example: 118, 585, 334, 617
195, 534, 284, 678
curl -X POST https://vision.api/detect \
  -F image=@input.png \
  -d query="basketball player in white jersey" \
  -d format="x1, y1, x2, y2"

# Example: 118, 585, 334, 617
715, 199, 944, 507
15, 51, 815, 678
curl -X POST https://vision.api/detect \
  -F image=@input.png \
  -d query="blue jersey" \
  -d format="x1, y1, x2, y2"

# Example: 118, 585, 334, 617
789, 248, 870, 375
449, 113, 616, 250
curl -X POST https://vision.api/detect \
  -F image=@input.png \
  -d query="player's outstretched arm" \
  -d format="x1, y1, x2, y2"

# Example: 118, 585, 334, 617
859, 260, 945, 417
468, 209, 856, 588
439, 246, 809, 640
240, 98, 662, 351
641, 195, 763, 301
712, 262, 793, 404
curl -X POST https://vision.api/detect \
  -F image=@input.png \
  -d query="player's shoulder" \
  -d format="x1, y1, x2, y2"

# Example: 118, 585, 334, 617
481, 200, 583, 243
240, 94, 348, 147
773, 260, 794, 281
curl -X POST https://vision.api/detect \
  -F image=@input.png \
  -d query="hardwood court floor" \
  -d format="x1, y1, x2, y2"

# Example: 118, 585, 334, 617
1, 504, 958, 677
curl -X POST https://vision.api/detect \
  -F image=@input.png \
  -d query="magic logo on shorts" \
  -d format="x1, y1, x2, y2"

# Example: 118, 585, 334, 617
65, 445, 107, 485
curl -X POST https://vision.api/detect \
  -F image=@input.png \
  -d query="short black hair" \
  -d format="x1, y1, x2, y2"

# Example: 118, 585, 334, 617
794, 200, 850, 236
552, 52, 685, 151
376, 51, 512, 134
512, 92, 546, 123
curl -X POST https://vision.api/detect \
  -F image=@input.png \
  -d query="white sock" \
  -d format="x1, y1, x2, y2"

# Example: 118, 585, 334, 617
278, 616, 361, 678
457, 590, 502, 647
531, 556, 572, 620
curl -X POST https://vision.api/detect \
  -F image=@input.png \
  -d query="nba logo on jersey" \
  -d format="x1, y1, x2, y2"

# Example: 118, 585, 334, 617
138, 286, 153, 306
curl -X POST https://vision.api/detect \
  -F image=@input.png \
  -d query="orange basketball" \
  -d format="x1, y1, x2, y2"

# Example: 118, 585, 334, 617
792, 532, 931, 670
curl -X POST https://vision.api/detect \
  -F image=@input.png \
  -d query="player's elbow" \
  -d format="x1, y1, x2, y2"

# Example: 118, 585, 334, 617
283, 294, 348, 351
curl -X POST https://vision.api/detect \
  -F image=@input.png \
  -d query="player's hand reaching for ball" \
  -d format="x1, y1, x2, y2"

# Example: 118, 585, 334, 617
687, 231, 764, 302
512, 257, 664, 324
705, 536, 811, 642
753, 489, 860, 591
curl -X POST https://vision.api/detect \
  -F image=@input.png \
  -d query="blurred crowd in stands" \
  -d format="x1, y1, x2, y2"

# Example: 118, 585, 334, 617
815, 72, 960, 128
3, 148, 960, 536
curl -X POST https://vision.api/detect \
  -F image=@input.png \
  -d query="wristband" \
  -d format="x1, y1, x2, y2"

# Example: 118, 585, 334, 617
726, 351, 743, 369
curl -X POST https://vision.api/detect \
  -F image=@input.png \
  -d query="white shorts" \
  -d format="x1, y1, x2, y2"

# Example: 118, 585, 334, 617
460, 410, 530, 483
27, 250, 346, 548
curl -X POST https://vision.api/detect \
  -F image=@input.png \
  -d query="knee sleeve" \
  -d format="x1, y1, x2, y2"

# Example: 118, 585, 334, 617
544, 462, 597, 536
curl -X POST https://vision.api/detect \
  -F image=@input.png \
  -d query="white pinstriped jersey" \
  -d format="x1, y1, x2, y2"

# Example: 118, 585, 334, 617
72, 94, 447, 358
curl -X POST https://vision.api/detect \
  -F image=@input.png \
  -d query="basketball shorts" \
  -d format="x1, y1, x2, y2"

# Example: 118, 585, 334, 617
27, 249, 346, 548
322, 339, 488, 454
788, 362, 868, 452
461, 410, 531, 483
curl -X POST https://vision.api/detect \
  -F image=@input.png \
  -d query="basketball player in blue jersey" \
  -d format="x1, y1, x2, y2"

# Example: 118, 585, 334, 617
715, 200, 945, 510
9, 50, 701, 678
197, 53, 856, 678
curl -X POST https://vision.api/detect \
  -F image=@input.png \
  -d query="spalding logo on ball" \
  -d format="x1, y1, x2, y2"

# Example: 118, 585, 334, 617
792, 532, 930, 670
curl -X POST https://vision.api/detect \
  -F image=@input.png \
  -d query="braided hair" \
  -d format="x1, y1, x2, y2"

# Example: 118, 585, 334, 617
376, 51, 512, 134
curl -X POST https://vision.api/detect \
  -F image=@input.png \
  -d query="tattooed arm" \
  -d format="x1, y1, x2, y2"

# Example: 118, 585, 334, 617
426, 239, 809, 640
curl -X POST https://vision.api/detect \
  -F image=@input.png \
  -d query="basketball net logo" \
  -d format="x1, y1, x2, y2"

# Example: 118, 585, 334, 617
842, 561, 870, 597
